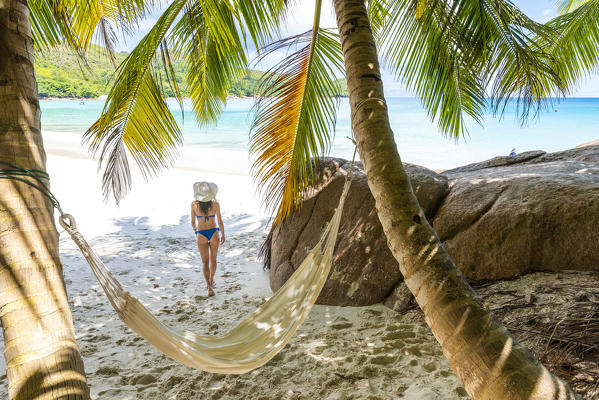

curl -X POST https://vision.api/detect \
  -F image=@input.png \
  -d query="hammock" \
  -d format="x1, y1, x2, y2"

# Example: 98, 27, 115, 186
58, 179, 352, 374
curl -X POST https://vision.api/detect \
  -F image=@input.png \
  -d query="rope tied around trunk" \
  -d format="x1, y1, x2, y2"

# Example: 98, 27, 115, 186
0, 161, 64, 216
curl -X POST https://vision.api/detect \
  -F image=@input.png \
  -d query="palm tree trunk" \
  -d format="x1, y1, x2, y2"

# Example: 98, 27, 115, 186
332, 1, 577, 399
0, 1, 90, 398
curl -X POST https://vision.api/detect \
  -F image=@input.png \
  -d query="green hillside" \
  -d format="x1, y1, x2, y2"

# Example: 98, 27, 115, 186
36, 47, 124, 98
35, 47, 348, 99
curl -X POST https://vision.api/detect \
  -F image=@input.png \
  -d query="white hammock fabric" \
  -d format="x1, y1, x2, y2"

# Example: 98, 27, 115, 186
59, 180, 351, 374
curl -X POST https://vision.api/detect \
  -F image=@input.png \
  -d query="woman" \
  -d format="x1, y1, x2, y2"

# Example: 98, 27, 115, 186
191, 181, 225, 296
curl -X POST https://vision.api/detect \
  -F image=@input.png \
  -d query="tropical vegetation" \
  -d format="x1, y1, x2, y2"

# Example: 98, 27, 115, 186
35, 46, 307, 98
1, 0, 599, 399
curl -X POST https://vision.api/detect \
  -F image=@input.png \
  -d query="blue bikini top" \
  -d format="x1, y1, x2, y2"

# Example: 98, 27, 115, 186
196, 214, 215, 222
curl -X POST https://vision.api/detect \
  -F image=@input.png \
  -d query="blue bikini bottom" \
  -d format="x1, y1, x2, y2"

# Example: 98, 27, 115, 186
195, 227, 219, 241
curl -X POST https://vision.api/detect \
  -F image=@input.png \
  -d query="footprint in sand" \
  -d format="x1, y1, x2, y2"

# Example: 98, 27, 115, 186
382, 330, 416, 341
423, 361, 438, 372
330, 317, 353, 330
359, 309, 383, 317
163, 375, 185, 389
87, 333, 111, 343
126, 336, 144, 346
96, 365, 120, 376
370, 354, 397, 365
80, 344, 97, 357
131, 374, 157, 385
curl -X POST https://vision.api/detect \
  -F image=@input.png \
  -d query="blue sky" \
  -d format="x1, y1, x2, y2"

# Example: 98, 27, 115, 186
113, 1, 599, 97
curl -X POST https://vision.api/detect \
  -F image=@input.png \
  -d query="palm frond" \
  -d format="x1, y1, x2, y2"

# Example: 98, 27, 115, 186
378, 0, 486, 137
29, 0, 78, 50
557, 0, 591, 13
29, 0, 154, 62
479, 0, 563, 119
232, 0, 288, 50
415, 0, 430, 19
377, 0, 562, 137
544, 0, 599, 93
86, 0, 284, 202
169, 0, 289, 125
250, 27, 344, 223
170, 0, 248, 124
84, 0, 187, 202
367, 0, 392, 36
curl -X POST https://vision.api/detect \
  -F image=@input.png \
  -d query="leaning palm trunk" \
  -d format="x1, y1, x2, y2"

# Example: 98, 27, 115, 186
0, 1, 89, 399
332, 1, 577, 399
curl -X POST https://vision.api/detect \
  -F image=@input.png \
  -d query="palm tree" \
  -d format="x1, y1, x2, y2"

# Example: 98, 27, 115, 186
0, 2, 88, 398
85, 0, 598, 398
329, 1, 572, 398
0, 1, 152, 398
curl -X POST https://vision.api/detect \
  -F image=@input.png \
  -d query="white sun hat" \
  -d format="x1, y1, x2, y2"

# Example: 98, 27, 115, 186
193, 182, 218, 202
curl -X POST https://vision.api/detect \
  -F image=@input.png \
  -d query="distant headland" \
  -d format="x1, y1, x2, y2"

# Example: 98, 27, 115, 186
36, 46, 348, 100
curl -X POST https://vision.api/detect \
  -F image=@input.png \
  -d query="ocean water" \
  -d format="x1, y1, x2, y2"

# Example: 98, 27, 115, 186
40, 97, 599, 170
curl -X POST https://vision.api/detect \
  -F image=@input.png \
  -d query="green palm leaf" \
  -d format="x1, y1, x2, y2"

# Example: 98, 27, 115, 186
557, 0, 591, 13
250, 25, 345, 223
170, 0, 247, 124
376, 0, 562, 137
29, 0, 73, 50
170, 0, 287, 124
86, 0, 287, 201
84, 0, 187, 202
377, 0, 485, 136
367, 0, 391, 35
234, 0, 288, 49
29, 0, 152, 57
480, 0, 562, 118
544, 0, 599, 93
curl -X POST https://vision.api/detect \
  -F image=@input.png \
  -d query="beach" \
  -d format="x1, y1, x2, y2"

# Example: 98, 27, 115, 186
0, 130, 467, 399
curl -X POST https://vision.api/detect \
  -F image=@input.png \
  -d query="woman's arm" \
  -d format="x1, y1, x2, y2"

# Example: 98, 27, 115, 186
191, 202, 196, 232
216, 202, 225, 244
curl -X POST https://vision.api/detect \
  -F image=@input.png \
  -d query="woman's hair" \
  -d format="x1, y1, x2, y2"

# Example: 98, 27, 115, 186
197, 200, 213, 215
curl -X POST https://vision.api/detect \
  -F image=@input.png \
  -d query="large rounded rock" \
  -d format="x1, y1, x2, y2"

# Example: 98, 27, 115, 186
434, 154, 599, 280
267, 157, 448, 306
269, 146, 599, 307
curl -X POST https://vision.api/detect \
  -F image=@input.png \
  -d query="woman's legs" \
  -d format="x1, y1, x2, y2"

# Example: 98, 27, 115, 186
208, 237, 220, 287
197, 239, 211, 290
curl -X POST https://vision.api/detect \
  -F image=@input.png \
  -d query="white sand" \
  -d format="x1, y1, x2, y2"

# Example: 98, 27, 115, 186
0, 131, 466, 399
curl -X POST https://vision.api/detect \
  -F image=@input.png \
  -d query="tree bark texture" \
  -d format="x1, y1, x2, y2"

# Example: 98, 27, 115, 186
0, 0, 90, 398
332, 0, 578, 399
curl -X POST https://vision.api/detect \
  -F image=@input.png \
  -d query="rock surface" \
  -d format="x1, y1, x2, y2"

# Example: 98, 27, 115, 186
522, 145, 599, 163
267, 157, 448, 306
442, 150, 546, 176
434, 148, 599, 279
577, 139, 599, 148
267, 146, 599, 304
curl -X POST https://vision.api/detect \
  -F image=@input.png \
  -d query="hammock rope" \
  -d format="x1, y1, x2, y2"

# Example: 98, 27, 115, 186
0, 157, 355, 374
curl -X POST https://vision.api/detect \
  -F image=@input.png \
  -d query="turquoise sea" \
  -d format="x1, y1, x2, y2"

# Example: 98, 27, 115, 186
40, 97, 599, 170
